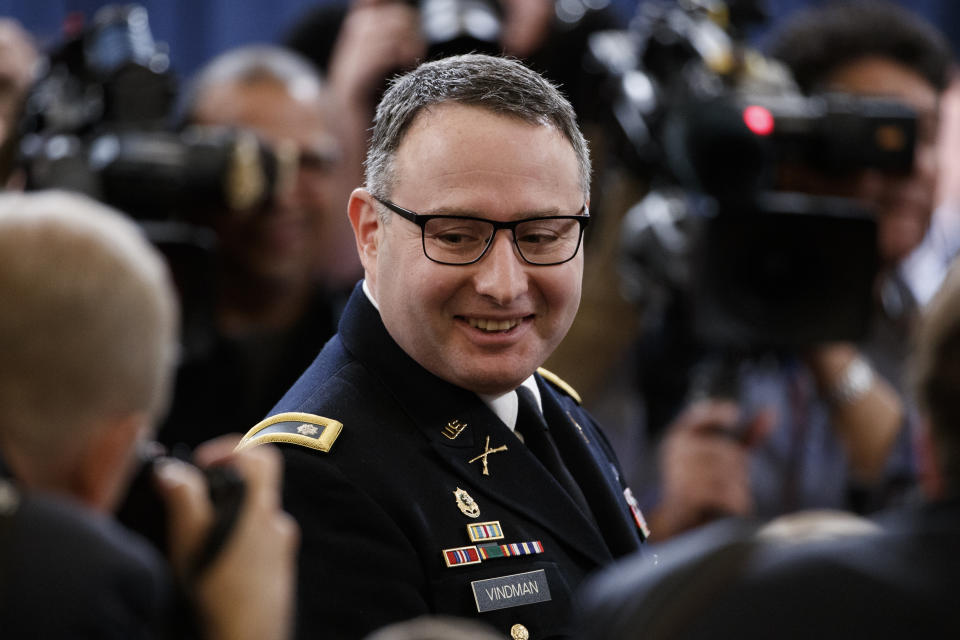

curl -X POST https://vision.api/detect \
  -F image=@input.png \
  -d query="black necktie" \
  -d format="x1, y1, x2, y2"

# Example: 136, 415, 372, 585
515, 386, 593, 517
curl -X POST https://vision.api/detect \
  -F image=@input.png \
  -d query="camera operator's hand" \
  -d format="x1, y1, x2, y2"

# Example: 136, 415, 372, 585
328, 0, 425, 115
806, 343, 904, 482
648, 399, 773, 541
154, 436, 299, 640
327, 0, 427, 206
500, 0, 554, 58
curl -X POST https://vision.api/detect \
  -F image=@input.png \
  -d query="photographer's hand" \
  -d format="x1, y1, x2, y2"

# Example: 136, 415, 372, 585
648, 399, 773, 541
328, 0, 425, 112
326, 0, 427, 228
806, 343, 904, 482
154, 436, 299, 640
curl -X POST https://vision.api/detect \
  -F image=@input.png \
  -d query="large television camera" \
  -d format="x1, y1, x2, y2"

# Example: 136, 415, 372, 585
17, 5, 287, 226
15, 5, 294, 358
588, 0, 916, 354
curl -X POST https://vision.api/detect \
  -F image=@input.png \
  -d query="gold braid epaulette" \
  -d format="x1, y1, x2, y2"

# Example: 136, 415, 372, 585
236, 412, 343, 452
536, 367, 582, 405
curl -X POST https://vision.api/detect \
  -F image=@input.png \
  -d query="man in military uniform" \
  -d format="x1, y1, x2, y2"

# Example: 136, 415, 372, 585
239, 54, 648, 639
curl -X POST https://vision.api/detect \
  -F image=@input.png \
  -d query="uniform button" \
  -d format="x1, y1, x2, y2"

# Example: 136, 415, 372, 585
510, 623, 530, 640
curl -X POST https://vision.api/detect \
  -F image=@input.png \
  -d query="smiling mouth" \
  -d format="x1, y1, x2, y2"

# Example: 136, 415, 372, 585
464, 317, 528, 332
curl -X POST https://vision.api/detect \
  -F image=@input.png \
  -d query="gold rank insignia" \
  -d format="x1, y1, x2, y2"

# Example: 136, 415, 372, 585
454, 487, 481, 518
236, 412, 342, 452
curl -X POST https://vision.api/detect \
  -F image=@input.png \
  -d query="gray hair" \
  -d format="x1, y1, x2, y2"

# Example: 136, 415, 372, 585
0, 191, 178, 464
365, 54, 591, 200
178, 44, 325, 122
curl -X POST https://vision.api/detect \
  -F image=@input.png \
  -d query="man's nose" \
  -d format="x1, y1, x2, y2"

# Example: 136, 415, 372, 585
472, 230, 528, 304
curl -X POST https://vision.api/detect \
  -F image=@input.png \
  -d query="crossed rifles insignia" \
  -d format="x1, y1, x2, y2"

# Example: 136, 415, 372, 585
469, 435, 508, 476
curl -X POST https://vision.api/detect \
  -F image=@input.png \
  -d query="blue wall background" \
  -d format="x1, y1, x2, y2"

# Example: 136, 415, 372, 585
1, 1, 957, 83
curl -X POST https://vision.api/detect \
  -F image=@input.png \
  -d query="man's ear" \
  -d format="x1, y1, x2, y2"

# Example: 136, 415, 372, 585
348, 188, 382, 278
73, 413, 150, 513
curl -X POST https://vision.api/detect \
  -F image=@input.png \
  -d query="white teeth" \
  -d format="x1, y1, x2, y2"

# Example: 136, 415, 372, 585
467, 317, 521, 332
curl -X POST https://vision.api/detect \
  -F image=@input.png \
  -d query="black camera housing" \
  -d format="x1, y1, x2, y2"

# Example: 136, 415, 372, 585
589, 1, 916, 352
116, 446, 246, 580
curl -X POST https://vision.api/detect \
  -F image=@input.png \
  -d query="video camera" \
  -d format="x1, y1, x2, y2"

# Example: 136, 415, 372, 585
16, 4, 295, 358
17, 4, 287, 225
588, 0, 916, 353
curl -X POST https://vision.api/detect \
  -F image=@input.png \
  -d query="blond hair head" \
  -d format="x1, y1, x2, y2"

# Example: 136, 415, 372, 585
0, 191, 178, 471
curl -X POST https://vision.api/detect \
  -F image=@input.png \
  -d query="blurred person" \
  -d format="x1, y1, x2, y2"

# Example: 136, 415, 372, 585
0, 190, 297, 639
0, 18, 39, 185
642, 0, 954, 541
572, 256, 960, 640
159, 45, 346, 451
238, 54, 649, 639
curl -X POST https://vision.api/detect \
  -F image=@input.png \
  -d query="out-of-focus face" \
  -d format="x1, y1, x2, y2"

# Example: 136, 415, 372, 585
0, 19, 37, 142
192, 78, 340, 284
350, 103, 586, 395
821, 56, 940, 266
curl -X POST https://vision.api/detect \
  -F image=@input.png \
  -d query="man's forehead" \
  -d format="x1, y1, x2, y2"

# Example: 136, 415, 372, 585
824, 56, 939, 113
401, 101, 549, 139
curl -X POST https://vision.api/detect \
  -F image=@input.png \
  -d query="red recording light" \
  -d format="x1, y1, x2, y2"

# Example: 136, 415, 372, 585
743, 105, 775, 136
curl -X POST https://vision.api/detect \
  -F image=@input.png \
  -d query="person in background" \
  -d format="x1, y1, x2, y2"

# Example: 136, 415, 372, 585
159, 45, 346, 452
0, 190, 297, 639
574, 254, 960, 639
0, 18, 38, 186
643, 0, 954, 541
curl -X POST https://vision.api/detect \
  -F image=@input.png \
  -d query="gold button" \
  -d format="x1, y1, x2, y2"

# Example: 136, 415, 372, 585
511, 623, 530, 640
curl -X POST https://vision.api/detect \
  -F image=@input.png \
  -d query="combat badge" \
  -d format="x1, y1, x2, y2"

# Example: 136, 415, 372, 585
454, 487, 481, 518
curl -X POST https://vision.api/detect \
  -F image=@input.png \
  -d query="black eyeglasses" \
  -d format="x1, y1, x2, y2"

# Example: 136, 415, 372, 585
373, 196, 590, 266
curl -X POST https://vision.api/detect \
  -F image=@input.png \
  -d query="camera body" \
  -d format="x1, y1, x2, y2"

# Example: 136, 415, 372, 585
15, 5, 296, 360
589, 0, 915, 352
117, 444, 246, 579
17, 4, 281, 222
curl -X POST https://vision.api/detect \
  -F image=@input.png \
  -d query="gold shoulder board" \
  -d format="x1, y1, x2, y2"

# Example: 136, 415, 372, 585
236, 412, 343, 453
536, 367, 582, 405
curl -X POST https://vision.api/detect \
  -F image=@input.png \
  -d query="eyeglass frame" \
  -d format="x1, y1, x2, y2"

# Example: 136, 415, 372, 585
371, 195, 590, 266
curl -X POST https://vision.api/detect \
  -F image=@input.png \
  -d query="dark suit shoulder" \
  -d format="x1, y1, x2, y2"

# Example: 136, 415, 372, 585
0, 492, 172, 638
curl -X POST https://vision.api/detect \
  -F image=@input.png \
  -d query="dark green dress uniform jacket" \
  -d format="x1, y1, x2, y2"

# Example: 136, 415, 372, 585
241, 283, 646, 640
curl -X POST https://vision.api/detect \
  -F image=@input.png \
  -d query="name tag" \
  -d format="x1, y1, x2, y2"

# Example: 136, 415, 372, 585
471, 569, 552, 613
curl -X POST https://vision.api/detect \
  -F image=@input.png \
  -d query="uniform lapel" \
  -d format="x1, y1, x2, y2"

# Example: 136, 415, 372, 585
424, 399, 614, 567
338, 286, 615, 566
537, 378, 643, 557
